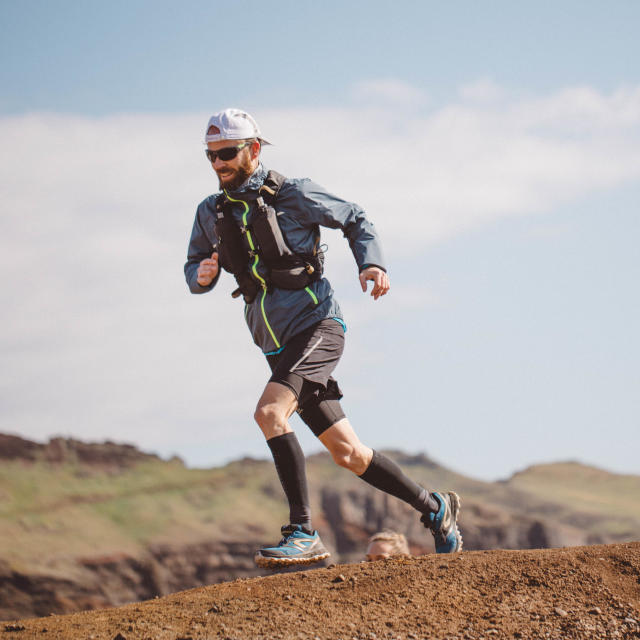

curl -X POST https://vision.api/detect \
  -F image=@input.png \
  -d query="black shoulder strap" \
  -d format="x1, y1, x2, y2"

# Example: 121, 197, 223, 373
258, 170, 286, 205
213, 191, 225, 217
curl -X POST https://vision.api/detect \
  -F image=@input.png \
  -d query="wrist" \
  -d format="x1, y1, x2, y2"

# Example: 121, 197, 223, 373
360, 263, 387, 274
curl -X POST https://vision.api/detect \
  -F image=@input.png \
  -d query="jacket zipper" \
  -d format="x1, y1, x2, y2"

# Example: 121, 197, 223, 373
224, 191, 281, 350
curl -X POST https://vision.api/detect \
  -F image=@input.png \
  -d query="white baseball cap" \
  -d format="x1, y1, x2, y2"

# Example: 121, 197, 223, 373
204, 108, 271, 145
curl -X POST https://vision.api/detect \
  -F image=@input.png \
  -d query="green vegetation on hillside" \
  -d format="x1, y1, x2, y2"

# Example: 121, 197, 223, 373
0, 457, 287, 568
504, 462, 640, 535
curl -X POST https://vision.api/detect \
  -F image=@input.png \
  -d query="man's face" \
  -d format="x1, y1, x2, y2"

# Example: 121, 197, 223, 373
365, 540, 396, 561
206, 139, 257, 191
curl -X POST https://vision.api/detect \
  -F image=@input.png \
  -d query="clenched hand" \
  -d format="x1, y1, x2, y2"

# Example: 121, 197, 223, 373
197, 252, 219, 286
359, 266, 390, 301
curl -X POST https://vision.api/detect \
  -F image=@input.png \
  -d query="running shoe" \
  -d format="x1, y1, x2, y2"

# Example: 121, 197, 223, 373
421, 491, 463, 553
254, 524, 330, 568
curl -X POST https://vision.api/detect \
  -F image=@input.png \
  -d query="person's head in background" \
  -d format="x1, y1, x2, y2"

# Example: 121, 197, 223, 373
365, 530, 410, 561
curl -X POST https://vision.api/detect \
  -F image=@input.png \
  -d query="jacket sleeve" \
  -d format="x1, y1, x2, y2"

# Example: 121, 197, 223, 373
184, 202, 220, 294
291, 179, 387, 273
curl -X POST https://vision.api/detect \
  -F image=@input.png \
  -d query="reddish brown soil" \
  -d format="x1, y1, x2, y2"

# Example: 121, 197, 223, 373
4, 543, 640, 640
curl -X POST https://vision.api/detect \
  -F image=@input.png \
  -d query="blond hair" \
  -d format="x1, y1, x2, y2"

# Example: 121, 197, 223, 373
367, 530, 410, 556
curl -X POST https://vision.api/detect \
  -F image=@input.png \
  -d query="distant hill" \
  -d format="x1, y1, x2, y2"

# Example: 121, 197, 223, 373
1, 433, 639, 621
505, 461, 640, 535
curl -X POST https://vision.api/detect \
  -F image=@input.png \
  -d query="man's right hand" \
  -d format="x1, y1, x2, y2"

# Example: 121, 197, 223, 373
196, 252, 219, 286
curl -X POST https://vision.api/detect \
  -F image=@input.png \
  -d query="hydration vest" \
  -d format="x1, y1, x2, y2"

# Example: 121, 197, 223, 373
214, 170, 324, 303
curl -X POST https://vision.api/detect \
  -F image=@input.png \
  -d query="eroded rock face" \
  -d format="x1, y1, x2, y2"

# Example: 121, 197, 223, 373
0, 434, 42, 462
0, 433, 177, 470
0, 544, 263, 621
317, 486, 597, 563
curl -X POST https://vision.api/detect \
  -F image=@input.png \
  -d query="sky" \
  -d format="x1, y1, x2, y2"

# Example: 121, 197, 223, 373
1, 0, 639, 481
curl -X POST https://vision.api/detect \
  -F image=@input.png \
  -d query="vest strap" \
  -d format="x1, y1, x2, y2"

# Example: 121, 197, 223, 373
215, 170, 324, 300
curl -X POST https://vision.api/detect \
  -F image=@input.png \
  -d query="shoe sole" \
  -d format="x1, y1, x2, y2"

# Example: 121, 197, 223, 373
254, 551, 330, 569
447, 490, 463, 552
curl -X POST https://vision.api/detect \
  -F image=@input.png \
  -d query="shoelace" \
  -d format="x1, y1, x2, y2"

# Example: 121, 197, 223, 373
278, 528, 300, 546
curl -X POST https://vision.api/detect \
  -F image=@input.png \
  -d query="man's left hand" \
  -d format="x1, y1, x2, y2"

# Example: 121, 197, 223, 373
359, 267, 390, 301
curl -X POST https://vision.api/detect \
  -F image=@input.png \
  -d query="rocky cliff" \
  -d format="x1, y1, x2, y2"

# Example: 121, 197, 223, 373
0, 433, 173, 470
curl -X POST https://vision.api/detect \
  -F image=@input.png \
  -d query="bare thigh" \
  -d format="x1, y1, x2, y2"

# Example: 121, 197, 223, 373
254, 381, 299, 440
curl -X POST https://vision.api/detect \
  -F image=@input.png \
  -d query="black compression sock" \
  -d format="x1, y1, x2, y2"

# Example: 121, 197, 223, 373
359, 450, 439, 514
267, 432, 312, 530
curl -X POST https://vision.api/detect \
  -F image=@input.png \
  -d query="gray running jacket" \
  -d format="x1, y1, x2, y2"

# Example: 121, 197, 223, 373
184, 165, 386, 354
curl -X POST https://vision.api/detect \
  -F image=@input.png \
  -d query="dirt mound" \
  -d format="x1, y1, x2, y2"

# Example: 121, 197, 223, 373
4, 542, 639, 639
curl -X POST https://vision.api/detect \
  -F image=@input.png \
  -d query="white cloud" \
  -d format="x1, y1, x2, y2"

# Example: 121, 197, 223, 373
458, 78, 506, 103
1, 82, 639, 465
259, 85, 640, 252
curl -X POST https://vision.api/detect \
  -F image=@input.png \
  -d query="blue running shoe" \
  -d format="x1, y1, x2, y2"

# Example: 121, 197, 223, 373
255, 524, 330, 569
420, 491, 462, 553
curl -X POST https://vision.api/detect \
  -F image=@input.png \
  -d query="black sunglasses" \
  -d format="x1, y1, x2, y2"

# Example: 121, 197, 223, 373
204, 141, 252, 163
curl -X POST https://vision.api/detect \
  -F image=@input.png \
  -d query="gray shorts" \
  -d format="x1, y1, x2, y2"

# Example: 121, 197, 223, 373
266, 319, 346, 436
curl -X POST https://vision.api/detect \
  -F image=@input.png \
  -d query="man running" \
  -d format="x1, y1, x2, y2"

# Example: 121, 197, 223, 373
184, 108, 462, 568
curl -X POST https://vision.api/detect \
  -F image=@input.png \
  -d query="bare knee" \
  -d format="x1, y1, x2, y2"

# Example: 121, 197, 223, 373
330, 442, 371, 474
254, 404, 291, 439
319, 420, 373, 474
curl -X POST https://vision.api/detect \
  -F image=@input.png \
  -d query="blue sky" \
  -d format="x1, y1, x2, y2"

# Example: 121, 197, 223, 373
2, 1, 638, 113
1, 1, 639, 481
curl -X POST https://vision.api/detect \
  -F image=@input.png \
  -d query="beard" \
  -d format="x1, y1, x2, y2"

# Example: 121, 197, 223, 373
216, 151, 255, 191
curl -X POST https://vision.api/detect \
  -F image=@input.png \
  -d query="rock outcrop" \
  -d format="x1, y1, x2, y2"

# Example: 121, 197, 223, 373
0, 433, 176, 470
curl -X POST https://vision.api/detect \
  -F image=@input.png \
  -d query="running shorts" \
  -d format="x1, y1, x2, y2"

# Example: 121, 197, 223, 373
266, 319, 346, 437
